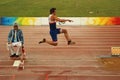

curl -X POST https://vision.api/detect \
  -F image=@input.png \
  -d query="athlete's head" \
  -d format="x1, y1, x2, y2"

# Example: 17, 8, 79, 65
50, 8, 56, 14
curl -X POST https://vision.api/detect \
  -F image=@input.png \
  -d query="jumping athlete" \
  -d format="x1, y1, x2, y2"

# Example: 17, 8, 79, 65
39, 8, 75, 46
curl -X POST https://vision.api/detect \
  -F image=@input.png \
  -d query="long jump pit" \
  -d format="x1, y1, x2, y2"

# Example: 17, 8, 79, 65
0, 25, 120, 80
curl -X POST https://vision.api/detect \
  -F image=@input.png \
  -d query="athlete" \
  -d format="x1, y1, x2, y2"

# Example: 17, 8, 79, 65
39, 8, 75, 46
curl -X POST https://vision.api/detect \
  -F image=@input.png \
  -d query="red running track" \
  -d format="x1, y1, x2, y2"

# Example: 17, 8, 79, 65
0, 25, 120, 80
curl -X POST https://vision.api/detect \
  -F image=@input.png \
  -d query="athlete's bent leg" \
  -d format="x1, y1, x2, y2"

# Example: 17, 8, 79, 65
61, 29, 75, 45
39, 38, 58, 46
61, 29, 71, 41
46, 40, 58, 46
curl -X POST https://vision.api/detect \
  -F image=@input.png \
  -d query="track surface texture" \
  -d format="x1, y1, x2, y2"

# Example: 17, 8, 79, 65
0, 25, 120, 80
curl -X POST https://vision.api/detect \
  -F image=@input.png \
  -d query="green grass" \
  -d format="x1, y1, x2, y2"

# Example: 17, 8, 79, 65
0, 0, 120, 17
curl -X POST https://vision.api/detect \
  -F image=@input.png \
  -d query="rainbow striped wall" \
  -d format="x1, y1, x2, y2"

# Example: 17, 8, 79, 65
1, 17, 120, 26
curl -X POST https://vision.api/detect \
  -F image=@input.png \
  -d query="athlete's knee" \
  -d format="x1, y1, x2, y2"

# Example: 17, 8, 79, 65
52, 42, 58, 46
53, 43, 58, 46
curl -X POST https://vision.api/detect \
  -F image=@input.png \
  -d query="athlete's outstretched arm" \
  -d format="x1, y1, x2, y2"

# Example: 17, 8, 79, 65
54, 16, 73, 22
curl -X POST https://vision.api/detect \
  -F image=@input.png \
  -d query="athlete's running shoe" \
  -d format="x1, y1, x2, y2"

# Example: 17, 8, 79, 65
39, 38, 46, 44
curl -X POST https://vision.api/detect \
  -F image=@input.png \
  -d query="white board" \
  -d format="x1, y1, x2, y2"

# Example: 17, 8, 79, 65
13, 60, 21, 67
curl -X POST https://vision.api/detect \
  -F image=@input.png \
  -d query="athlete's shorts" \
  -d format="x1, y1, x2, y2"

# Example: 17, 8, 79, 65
50, 28, 61, 41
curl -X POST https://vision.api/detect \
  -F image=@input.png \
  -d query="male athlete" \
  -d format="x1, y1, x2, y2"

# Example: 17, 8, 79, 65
39, 8, 75, 46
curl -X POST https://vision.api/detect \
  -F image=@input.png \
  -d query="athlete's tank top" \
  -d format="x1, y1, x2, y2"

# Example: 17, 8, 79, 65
48, 14, 56, 30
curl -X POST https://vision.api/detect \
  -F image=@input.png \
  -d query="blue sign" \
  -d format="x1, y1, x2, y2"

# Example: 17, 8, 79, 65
1, 17, 17, 26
